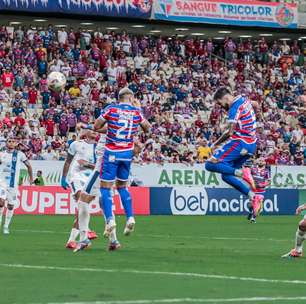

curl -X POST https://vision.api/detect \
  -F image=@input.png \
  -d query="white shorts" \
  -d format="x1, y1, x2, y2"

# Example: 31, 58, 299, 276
0, 185, 18, 206
83, 170, 100, 197
69, 178, 87, 196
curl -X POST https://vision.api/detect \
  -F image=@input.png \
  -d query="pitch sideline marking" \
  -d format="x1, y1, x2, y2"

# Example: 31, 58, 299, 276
14, 229, 290, 243
1, 263, 306, 286
44, 296, 306, 304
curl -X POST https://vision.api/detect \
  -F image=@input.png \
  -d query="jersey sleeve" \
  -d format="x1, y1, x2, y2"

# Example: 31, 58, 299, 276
19, 151, 28, 163
99, 105, 112, 122
228, 103, 240, 123
67, 141, 77, 156
134, 109, 144, 124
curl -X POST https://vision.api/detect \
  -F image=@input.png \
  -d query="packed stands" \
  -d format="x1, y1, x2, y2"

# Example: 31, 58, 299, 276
0, 25, 305, 165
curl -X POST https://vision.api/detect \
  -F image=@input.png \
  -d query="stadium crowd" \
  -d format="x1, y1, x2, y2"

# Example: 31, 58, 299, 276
0, 25, 305, 165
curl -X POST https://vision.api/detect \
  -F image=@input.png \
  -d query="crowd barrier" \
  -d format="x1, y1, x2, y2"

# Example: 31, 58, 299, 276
15, 186, 304, 216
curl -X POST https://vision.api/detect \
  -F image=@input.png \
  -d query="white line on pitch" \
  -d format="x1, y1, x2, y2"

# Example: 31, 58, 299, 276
43, 296, 306, 304
14, 229, 290, 242
1, 263, 306, 286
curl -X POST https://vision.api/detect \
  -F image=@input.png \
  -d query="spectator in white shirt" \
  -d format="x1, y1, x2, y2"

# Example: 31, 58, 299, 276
58, 29, 68, 45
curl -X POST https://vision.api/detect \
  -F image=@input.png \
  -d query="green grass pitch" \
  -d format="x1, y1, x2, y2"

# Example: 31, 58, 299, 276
1, 215, 306, 304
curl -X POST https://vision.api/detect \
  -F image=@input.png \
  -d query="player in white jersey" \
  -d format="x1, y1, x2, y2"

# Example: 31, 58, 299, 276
62, 130, 119, 251
282, 203, 306, 259
0, 138, 33, 234
61, 130, 98, 249
74, 131, 120, 252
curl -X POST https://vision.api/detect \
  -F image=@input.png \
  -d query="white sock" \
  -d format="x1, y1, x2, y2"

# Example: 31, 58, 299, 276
68, 228, 79, 242
78, 200, 90, 242
0, 207, 4, 225
295, 229, 305, 253
4, 208, 14, 229
109, 228, 118, 243
235, 169, 243, 177
248, 191, 255, 200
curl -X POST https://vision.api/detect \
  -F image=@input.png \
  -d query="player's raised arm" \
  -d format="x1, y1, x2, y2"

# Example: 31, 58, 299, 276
251, 99, 265, 122
62, 150, 75, 190
23, 160, 34, 185
94, 117, 106, 132
140, 119, 151, 134
211, 122, 235, 150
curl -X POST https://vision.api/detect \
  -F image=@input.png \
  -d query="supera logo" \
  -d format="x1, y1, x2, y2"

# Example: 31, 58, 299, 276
170, 187, 208, 215
170, 187, 280, 215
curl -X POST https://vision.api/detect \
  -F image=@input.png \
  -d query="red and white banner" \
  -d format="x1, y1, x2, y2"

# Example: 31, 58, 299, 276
15, 186, 150, 215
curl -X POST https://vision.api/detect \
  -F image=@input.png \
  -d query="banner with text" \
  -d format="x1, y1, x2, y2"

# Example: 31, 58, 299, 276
270, 166, 306, 189
154, 0, 298, 28
15, 186, 150, 215
150, 187, 299, 215
23, 162, 306, 189
0, 0, 152, 19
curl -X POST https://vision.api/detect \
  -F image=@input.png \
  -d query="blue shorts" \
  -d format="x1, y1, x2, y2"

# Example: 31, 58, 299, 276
100, 149, 133, 182
213, 139, 256, 169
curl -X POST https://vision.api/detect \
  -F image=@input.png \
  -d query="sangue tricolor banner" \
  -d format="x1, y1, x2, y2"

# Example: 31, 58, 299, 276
154, 0, 298, 28
22, 162, 306, 189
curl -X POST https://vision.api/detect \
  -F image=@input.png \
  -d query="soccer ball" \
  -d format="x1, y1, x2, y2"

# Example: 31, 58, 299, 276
47, 72, 66, 92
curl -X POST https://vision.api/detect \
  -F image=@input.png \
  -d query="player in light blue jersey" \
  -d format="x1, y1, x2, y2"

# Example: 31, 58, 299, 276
205, 87, 263, 216
94, 88, 150, 249
0, 138, 33, 234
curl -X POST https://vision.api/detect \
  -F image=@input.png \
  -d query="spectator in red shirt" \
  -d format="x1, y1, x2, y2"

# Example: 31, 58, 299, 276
44, 115, 56, 137
195, 115, 204, 129
28, 87, 38, 109
2, 112, 13, 128
14, 113, 26, 127
1, 68, 14, 94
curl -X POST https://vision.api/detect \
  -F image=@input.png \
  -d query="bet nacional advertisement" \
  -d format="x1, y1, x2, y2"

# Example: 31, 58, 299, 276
0, 0, 152, 18
154, 0, 298, 28
150, 187, 299, 215
14, 185, 299, 215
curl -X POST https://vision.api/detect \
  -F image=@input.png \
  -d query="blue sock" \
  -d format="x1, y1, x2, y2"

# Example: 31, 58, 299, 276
221, 174, 250, 196
100, 188, 113, 222
205, 161, 236, 175
117, 187, 133, 219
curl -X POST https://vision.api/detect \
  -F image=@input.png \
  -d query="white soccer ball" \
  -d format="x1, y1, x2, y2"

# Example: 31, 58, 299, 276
47, 71, 66, 92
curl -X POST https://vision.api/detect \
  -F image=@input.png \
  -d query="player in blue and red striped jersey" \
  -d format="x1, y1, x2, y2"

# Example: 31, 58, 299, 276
247, 158, 270, 223
93, 87, 150, 250
205, 87, 263, 216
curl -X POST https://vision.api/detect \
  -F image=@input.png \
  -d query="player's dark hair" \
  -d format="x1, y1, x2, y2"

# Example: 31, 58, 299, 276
213, 87, 231, 101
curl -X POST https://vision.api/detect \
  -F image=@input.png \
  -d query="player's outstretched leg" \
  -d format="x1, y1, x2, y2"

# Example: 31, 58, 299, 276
117, 187, 135, 236
100, 187, 116, 237
74, 198, 92, 253
3, 204, 14, 234
282, 219, 306, 258
102, 208, 121, 251
66, 218, 79, 250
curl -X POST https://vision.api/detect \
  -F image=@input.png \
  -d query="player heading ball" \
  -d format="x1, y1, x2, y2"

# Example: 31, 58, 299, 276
205, 87, 263, 218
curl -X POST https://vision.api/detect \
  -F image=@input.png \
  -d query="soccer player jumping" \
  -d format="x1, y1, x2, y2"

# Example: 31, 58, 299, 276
94, 88, 150, 245
205, 88, 262, 216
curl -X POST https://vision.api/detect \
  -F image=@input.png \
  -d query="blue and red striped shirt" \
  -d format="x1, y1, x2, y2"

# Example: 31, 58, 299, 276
99, 103, 144, 152
228, 96, 257, 144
